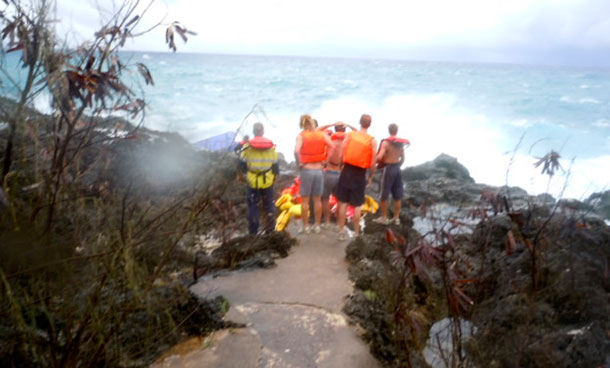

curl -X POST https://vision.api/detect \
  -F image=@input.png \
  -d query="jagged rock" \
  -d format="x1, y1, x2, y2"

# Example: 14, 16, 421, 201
198, 232, 296, 277
534, 192, 556, 206
349, 258, 394, 291
400, 154, 496, 206
468, 216, 610, 368
345, 235, 389, 264
585, 190, 610, 221
345, 152, 610, 367
403, 154, 474, 183
471, 214, 513, 251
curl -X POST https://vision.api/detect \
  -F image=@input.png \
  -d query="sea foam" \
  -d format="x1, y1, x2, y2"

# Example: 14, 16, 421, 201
129, 52, 610, 200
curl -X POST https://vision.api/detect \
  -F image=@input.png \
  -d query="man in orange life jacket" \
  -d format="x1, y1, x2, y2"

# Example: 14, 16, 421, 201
238, 123, 279, 235
335, 114, 378, 240
316, 121, 356, 226
294, 114, 333, 234
373, 123, 409, 225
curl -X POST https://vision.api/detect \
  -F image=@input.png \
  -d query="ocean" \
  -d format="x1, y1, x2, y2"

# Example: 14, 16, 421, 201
10, 51, 610, 199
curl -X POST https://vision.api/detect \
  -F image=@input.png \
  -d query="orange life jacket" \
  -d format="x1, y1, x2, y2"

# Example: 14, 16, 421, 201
331, 132, 346, 141
343, 131, 374, 169
300, 130, 327, 163
249, 136, 274, 149
386, 135, 410, 146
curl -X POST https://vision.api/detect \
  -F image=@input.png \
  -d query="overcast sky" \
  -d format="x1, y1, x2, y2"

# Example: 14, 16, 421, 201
56, 0, 610, 66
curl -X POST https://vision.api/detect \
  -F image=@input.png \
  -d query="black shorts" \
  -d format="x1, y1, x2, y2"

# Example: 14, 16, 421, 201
334, 164, 367, 206
379, 163, 404, 201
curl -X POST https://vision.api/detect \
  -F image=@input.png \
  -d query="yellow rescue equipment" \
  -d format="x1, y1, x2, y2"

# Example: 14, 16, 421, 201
275, 191, 379, 232
275, 193, 303, 231
361, 194, 379, 214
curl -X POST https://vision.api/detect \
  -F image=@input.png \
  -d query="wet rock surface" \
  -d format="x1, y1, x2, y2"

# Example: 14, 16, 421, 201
155, 223, 381, 368
194, 232, 297, 278
343, 225, 436, 368
0, 96, 307, 367
343, 154, 610, 367
467, 216, 610, 368
586, 189, 610, 221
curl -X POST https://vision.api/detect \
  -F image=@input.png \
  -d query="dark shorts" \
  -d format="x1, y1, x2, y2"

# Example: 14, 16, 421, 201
334, 164, 367, 206
322, 169, 340, 199
379, 163, 404, 201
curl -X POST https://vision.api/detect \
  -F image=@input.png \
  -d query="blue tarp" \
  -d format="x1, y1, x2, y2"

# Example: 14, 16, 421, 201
193, 131, 237, 151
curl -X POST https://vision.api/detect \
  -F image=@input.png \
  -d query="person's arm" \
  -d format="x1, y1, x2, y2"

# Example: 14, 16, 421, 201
345, 123, 357, 131
294, 134, 303, 168
316, 123, 335, 131
322, 133, 333, 165
376, 140, 387, 165
237, 154, 248, 182
399, 145, 405, 166
367, 139, 378, 186
324, 134, 333, 149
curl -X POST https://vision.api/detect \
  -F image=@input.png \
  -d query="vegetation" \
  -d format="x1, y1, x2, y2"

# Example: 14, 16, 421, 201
0, 1, 236, 366
344, 153, 610, 368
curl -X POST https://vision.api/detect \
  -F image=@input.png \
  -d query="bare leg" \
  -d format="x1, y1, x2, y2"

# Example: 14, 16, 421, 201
313, 195, 323, 226
393, 199, 401, 220
353, 206, 362, 236
380, 200, 389, 219
337, 202, 348, 232
322, 197, 331, 224
301, 195, 310, 228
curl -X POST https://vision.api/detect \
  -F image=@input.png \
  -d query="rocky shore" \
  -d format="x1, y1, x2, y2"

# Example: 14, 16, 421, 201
342, 154, 610, 367
178, 151, 610, 367
2, 94, 609, 366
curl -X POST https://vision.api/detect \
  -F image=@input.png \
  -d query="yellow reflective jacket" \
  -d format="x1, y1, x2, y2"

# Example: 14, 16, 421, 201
240, 144, 278, 189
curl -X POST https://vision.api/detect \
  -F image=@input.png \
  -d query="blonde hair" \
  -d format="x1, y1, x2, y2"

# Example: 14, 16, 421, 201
300, 114, 315, 130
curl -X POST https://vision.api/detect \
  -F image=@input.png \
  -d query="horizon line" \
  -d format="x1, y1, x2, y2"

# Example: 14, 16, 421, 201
117, 49, 610, 70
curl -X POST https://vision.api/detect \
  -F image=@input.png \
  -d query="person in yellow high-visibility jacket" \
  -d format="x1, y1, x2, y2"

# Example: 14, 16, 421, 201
238, 122, 279, 235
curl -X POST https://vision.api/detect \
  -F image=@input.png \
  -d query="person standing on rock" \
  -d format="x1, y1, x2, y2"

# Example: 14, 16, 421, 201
295, 114, 333, 234
373, 123, 409, 225
239, 122, 279, 235
315, 121, 356, 227
335, 114, 378, 240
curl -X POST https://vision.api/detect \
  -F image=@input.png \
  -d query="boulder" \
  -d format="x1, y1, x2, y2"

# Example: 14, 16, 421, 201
586, 190, 610, 221
402, 154, 474, 183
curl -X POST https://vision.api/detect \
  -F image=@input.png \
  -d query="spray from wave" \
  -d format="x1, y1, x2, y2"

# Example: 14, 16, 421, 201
145, 89, 609, 200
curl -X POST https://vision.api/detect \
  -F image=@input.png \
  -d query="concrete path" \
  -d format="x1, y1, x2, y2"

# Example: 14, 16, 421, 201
152, 224, 380, 368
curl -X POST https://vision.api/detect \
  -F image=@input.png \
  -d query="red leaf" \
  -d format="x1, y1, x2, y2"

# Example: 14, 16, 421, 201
506, 230, 517, 255
456, 279, 477, 285
453, 286, 474, 309
385, 228, 397, 245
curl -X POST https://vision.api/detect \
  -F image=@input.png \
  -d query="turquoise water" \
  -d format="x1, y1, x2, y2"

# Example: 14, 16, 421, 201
133, 52, 609, 199
3, 51, 610, 198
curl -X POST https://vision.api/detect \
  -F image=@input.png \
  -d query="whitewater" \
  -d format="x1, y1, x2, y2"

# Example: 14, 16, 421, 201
25, 51, 610, 200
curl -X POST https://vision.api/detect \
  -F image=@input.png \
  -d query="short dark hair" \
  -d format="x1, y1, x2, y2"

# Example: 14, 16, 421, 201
335, 122, 346, 132
360, 114, 371, 128
388, 123, 398, 135
253, 122, 264, 137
